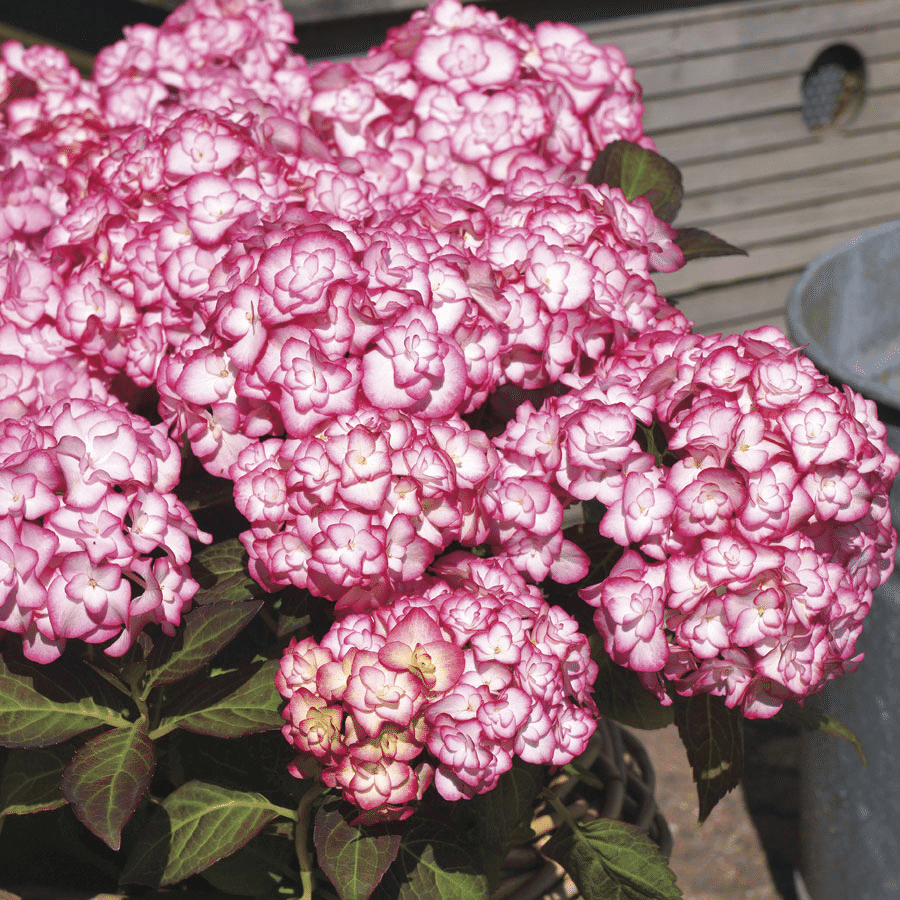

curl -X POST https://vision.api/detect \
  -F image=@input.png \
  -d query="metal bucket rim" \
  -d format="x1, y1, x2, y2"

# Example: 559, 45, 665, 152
786, 219, 900, 409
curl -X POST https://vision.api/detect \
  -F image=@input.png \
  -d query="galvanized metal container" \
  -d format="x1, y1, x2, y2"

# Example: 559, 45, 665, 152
786, 220, 900, 900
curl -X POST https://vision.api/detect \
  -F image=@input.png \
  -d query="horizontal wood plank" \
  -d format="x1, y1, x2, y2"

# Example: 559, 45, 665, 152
674, 273, 800, 329
678, 124, 900, 193
586, 0, 834, 38
585, 0, 900, 64
636, 21, 900, 99
649, 82, 900, 167
678, 155, 900, 226
651, 109, 811, 165
654, 217, 900, 297
642, 56, 900, 132
685, 182, 900, 252
715, 311, 790, 337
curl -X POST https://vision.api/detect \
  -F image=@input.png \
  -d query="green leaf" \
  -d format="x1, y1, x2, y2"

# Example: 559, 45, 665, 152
0, 745, 70, 815
673, 694, 743, 823
586, 141, 684, 223
120, 780, 282, 887
143, 599, 263, 691
543, 817, 682, 900
468, 763, 543, 889
372, 816, 489, 900
176, 468, 237, 515
1, 648, 127, 708
0, 654, 129, 749
777, 701, 866, 765
201, 831, 297, 897
314, 793, 403, 900
167, 729, 301, 800
192, 538, 263, 605
674, 227, 747, 261
592, 651, 675, 731
272, 586, 316, 641
61, 724, 157, 850
157, 660, 284, 739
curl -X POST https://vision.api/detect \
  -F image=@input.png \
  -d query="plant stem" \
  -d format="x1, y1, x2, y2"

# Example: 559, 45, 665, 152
84, 659, 133, 698
98, 711, 133, 729
147, 719, 178, 741
540, 787, 580, 834
259, 605, 280, 635
268, 802, 299, 822
295, 783, 325, 900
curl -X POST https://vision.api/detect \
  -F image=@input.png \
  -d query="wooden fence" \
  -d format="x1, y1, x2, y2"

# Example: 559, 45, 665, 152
582, 0, 900, 336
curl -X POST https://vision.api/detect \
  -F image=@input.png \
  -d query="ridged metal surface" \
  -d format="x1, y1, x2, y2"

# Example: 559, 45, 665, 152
787, 234, 900, 900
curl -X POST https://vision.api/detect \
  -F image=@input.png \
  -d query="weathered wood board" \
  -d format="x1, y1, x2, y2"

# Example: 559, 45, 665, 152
582, 0, 900, 336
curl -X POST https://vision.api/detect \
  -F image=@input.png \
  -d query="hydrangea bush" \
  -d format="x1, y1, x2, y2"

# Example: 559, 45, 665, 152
0, 0, 895, 897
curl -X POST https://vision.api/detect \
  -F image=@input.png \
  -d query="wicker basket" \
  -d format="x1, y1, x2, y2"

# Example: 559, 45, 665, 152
493, 720, 673, 900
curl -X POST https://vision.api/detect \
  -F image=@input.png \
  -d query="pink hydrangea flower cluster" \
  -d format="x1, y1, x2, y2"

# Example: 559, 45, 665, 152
85, 0, 649, 184
1, 0, 896, 826
0, 0, 667, 396
0, 398, 210, 662
276, 553, 597, 819
155, 171, 684, 478
229, 404, 501, 602
0, 0, 667, 664
492, 325, 899, 717
0, 132, 113, 417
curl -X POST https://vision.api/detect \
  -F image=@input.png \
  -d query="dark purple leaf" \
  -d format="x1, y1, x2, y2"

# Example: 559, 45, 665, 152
121, 780, 280, 887
315, 793, 403, 900
159, 660, 283, 738
675, 227, 747, 261
61, 724, 156, 850
674, 694, 743, 823
587, 140, 684, 223
144, 600, 263, 690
